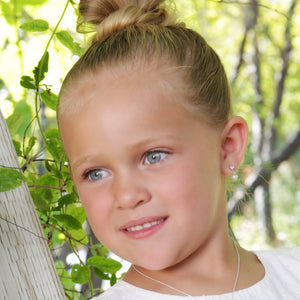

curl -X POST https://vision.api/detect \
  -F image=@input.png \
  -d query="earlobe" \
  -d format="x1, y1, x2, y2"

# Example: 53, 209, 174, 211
220, 116, 248, 175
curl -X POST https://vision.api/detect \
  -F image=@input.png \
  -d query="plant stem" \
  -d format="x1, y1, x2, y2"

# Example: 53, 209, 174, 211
35, 0, 71, 144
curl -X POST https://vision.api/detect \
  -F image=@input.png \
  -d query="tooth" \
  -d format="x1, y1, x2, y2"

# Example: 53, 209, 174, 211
126, 218, 164, 232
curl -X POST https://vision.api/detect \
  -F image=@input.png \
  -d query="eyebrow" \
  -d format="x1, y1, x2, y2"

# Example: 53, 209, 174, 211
71, 134, 179, 171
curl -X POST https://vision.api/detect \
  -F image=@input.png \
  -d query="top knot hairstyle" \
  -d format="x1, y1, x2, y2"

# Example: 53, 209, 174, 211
78, 0, 175, 42
58, 0, 232, 126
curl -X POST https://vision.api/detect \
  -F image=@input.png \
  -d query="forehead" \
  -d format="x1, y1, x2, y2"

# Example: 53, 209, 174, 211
59, 66, 207, 161
61, 65, 190, 130
59, 61, 191, 115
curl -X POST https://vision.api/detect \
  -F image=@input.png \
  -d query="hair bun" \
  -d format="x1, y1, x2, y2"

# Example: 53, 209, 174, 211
78, 0, 173, 41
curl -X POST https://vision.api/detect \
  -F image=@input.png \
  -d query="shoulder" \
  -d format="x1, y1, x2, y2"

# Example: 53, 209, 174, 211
255, 246, 300, 267
252, 247, 300, 297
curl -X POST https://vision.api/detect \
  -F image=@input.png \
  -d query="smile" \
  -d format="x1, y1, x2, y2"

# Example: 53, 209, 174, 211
120, 217, 168, 239
125, 218, 165, 232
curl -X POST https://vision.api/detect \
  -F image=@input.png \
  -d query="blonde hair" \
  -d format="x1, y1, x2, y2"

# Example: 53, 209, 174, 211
58, 0, 232, 125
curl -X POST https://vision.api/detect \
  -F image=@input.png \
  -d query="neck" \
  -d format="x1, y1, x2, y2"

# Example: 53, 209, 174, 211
125, 235, 240, 296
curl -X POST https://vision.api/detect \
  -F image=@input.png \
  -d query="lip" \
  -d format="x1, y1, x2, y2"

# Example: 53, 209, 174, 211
120, 216, 168, 239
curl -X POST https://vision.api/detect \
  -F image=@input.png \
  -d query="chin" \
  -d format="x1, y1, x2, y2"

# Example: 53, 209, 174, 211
131, 254, 182, 271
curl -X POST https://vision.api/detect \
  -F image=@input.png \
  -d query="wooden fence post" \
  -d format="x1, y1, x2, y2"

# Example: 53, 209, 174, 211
0, 110, 65, 300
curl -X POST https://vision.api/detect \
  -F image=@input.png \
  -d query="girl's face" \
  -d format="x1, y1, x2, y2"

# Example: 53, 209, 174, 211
60, 67, 228, 270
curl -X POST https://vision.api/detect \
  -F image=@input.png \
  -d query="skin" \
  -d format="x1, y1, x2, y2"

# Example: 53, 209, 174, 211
59, 66, 264, 296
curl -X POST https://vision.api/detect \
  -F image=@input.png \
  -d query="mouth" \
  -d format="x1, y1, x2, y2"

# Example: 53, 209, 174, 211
120, 216, 168, 239
125, 218, 166, 232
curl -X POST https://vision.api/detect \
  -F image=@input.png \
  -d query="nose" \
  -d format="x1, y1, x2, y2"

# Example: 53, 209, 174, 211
113, 172, 151, 209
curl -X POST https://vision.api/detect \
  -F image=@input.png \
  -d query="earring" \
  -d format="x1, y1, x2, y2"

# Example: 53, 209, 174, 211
229, 165, 238, 180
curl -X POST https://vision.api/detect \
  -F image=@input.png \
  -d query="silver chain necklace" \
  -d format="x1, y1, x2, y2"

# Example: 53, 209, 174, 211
132, 239, 240, 298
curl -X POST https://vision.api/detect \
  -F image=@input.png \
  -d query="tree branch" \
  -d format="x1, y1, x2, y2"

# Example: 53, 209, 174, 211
228, 129, 300, 218
272, 1, 295, 120
231, 27, 249, 86
214, 0, 289, 19
231, 0, 258, 86
262, 0, 296, 160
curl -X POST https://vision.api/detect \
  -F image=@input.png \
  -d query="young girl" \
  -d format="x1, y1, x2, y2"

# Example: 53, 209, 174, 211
57, 0, 300, 298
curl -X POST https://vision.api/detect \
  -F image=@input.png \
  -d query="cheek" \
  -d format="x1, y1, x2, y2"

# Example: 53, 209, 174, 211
159, 162, 218, 213
77, 186, 111, 231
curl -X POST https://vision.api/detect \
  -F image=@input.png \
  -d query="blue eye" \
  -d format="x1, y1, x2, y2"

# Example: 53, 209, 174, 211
145, 151, 168, 164
85, 169, 109, 181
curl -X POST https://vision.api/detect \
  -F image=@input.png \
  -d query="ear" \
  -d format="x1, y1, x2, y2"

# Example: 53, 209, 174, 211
220, 116, 248, 176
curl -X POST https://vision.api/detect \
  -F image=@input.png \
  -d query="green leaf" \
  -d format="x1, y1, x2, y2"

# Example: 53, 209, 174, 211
66, 205, 86, 224
0, 168, 26, 192
56, 31, 84, 56
58, 193, 76, 207
54, 214, 82, 230
25, 136, 37, 157
8, 100, 33, 138
93, 267, 110, 280
34, 173, 60, 203
23, 0, 48, 5
87, 256, 122, 274
46, 130, 63, 162
32, 194, 49, 214
46, 128, 60, 138
69, 228, 89, 244
110, 273, 117, 286
34, 52, 49, 85
6, 114, 23, 136
1, 2, 14, 25
12, 140, 22, 156
40, 90, 58, 111
71, 264, 91, 284
20, 19, 49, 32
20, 75, 36, 90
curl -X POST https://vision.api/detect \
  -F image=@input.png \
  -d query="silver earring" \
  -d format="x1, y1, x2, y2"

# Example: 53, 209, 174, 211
229, 165, 238, 180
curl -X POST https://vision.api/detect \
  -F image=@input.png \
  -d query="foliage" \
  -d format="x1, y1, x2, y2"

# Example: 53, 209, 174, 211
0, 0, 299, 298
0, 0, 120, 298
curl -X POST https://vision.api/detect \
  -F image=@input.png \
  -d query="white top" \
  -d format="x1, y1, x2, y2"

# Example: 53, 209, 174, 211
95, 247, 300, 299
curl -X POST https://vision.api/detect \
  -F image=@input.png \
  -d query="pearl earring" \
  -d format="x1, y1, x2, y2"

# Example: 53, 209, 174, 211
229, 165, 238, 180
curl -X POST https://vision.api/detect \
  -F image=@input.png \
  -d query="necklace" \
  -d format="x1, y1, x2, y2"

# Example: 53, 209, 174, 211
132, 239, 240, 298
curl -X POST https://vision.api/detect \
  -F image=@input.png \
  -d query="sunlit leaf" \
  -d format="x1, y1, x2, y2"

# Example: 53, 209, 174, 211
25, 136, 37, 157
20, 19, 49, 32
20, 75, 36, 90
12, 140, 22, 156
87, 256, 122, 273
54, 214, 82, 230
40, 90, 58, 111
33, 52, 49, 85
6, 114, 23, 136
66, 204, 86, 224
71, 264, 91, 284
56, 30, 84, 56
69, 228, 89, 245
1, 2, 14, 25
0, 168, 26, 192
58, 193, 76, 207
9, 100, 33, 137
46, 129, 63, 162
23, 0, 48, 5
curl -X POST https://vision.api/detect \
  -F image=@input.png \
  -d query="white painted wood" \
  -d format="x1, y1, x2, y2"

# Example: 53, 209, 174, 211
0, 110, 65, 300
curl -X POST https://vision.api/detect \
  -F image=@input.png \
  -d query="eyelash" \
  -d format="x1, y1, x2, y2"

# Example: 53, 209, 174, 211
143, 150, 169, 165
82, 168, 109, 181
81, 150, 170, 181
